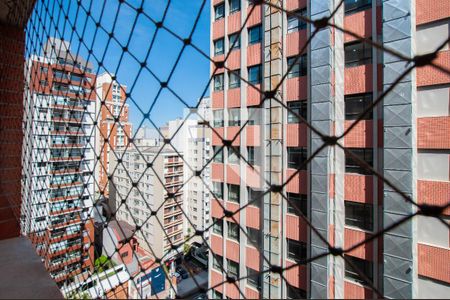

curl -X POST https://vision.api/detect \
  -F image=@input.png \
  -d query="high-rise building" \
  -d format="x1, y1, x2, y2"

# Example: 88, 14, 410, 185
21, 37, 96, 285
111, 145, 184, 259
208, 1, 450, 299
163, 98, 212, 242
95, 73, 131, 198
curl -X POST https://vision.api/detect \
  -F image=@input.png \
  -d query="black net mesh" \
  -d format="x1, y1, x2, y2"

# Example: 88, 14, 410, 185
18, 0, 450, 299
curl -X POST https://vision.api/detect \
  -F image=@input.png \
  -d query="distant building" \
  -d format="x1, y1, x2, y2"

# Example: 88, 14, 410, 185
95, 73, 131, 198
163, 98, 212, 242
111, 145, 184, 259
21, 37, 96, 285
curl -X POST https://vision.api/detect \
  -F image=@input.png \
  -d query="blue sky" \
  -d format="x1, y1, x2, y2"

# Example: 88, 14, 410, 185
28, 0, 211, 130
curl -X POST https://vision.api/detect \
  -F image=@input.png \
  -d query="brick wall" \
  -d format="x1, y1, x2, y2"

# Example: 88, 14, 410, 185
0, 24, 24, 240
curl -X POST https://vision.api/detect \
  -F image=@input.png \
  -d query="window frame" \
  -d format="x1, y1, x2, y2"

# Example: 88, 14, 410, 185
227, 221, 240, 241
344, 255, 373, 285
247, 267, 261, 289
227, 183, 240, 203
287, 54, 307, 78
213, 109, 224, 127
344, 0, 372, 15
246, 226, 261, 247
229, 33, 241, 50
229, 0, 241, 13
212, 254, 224, 271
213, 146, 224, 163
214, 3, 225, 20
287, 101, 307, 123
345, 93, 373, 120
248, 65, 262, 84
228, 69, 241, 89
345, 40, 373, 67
212, 217, 224, 235
345, 201, 373, 231
287, 147, 307, 170
213, 73, 224, 91
287, 8, 307, 33
228, 146, 240, 165
345, 148, 373, 175
214, 38, 225, 56
287, 239, 307, 264
286, 192, 308, 216
213, 181, 224, 199
227, 259, 239, 279
248, 25, 262, 45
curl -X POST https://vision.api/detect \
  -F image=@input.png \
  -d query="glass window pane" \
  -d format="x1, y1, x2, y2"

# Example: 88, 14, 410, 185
229, 33, 240, 50
229, 69, 241, 89
345, 93, 373, 120
345, 41, 372, 67
214, 38, 224, 56
214, 74, 224, 91
287, 101, 307, 123
287, 9, 307, 33
248, 25, 262, 44
229, 0, 241, 13
344, 0, 372, 15
248, 65, 262, 84
287, 147, 307, 169
213, 110, 224, 127
215, 3, 225, 20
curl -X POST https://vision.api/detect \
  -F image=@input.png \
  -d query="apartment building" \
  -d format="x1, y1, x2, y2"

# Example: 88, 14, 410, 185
208, 0, 450, 299
111, 145, 184, 259
163, 98, 212, 242
95, 73, 132, 198
21, 37, 96, 285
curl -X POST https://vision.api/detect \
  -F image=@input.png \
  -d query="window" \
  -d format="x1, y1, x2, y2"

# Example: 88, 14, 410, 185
287, 101, 307, 123
345, 201, 373, 231
213, 146, 224, 163
227, 259, 239, 279
229, 69, 241, 88
287, 8, 307, 33
287, 283, 307, 299
228, 108, 241, 126
248, 107, 261, 125
247, 267, 261, 289
287, 147, 307, 169
227, 221, 240, 240
213, 181, 224, 199
213, 109, 224, 127
228, 146, 240, 164
287, 193, 307, 216
345, 41, 372, 67
229, 33, 240, 50
345, 255, 373, 284
213, 254, 224, 271
345, 93, 373, 120
345, 148, 373, 175
247, 227, 261, 247
214, 74, 224, 91
214, 3, 225, 20
227, 184, 240, 203
247, 146, 255, 165
248, 25, 262, 44
248, 65, 262, 84
287, 55, 307, 78
229, 0, 240, 13
344, 0, 371, 15
214, 38, 224, 56
287, 239, 307, 263
248, 187, 263, 207
213, 217, 224, 235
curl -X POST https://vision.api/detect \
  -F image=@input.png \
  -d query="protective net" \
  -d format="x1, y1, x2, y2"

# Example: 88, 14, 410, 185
18, 0, 450, 299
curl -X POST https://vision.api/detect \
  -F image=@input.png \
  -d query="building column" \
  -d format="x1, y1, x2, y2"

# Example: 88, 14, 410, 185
382, 0, 415, 298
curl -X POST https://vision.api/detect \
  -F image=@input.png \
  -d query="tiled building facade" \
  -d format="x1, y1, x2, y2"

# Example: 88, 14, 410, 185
22, 38, 96, 286
208, 0, 450, 299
